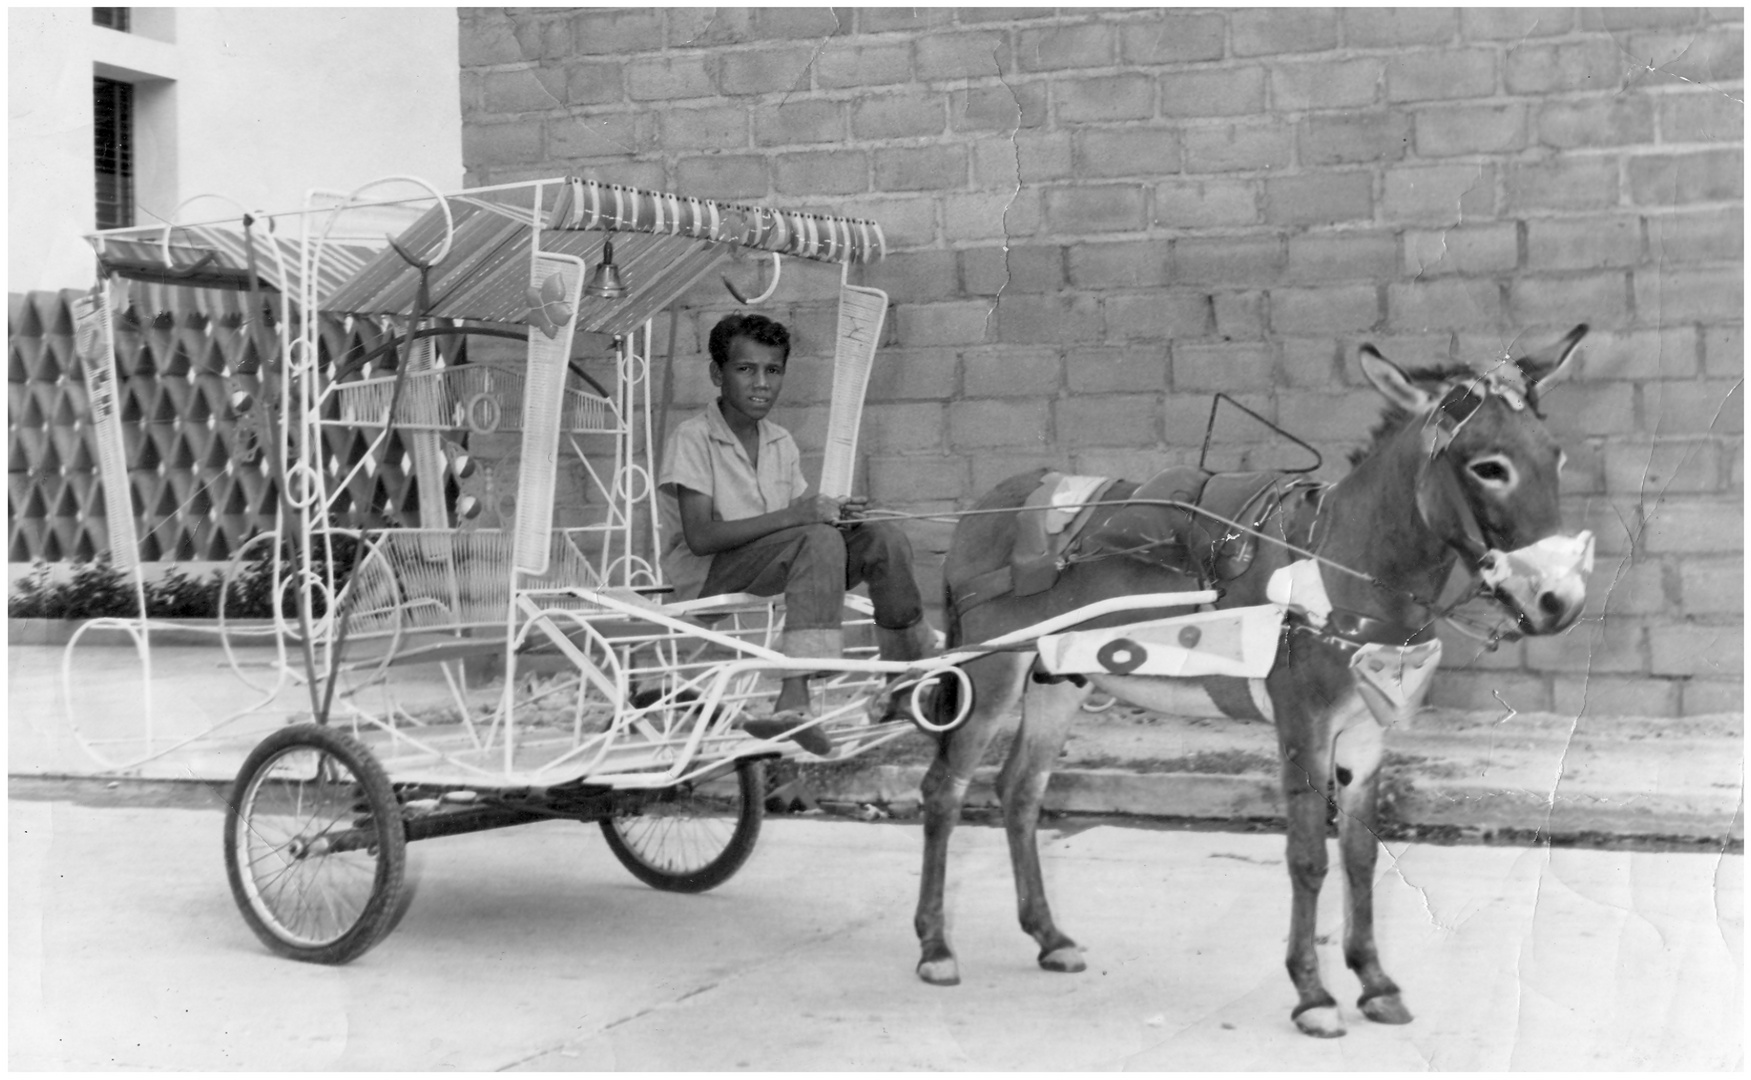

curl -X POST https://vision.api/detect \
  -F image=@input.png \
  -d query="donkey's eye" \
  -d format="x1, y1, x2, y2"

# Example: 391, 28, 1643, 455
1468, 458, 1514, 486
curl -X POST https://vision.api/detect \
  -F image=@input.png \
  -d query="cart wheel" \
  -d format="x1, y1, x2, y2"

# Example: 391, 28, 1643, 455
222, 723, 407, 964
600, 759, 765, 893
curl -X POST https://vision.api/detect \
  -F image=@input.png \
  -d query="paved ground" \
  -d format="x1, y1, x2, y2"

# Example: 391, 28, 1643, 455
9, 786, 1743, 1071
9, 636, 1742, 1069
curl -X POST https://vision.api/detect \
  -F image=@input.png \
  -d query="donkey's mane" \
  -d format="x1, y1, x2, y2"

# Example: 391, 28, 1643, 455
1346, 362, 1486, 467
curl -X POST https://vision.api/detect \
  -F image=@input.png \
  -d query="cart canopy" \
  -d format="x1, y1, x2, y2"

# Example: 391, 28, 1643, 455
87, 179, 888, 335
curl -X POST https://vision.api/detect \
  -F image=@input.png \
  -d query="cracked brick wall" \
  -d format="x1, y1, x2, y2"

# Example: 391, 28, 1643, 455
458, 7, 1743, 718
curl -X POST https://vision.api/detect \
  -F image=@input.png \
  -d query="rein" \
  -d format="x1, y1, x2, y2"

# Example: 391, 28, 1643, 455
862, 493, 1490, 637
861, 384, 1534, 651
863, 497, 1367, 585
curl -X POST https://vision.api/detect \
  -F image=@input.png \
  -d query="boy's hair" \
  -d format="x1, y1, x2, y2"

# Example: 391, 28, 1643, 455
708, 313, 790, 367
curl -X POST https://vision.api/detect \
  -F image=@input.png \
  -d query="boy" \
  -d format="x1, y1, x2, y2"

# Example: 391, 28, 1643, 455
657, 313, 933, 755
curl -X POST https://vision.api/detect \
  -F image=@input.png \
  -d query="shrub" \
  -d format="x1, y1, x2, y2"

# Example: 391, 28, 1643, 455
9, 558, 138, 619
8, 536, 366, 621
149, 565, 228, 619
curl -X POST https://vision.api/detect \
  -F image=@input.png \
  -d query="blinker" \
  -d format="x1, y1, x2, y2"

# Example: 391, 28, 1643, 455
1437, 384, 1482, 425
1420, 382, 1481, 457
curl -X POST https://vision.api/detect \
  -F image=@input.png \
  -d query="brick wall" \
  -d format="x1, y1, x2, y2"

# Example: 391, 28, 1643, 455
459, 7, 1743, 717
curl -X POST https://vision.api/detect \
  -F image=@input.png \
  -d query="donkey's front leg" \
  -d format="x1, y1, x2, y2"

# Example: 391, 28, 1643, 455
915, 654, 1021, 987
1333, 720, 1413, 1025
1000, 676, 1086, 973
1279, 736, 1345, 1037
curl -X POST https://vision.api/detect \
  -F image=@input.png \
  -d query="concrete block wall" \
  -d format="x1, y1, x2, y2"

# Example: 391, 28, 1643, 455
459, 7, 1743, 717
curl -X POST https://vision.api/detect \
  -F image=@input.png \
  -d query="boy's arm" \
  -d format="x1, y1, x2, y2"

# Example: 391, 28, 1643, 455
674, 485, 845, 556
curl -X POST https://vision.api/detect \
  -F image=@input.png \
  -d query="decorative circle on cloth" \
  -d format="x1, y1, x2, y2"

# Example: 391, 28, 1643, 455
1096, 638, 1148, 675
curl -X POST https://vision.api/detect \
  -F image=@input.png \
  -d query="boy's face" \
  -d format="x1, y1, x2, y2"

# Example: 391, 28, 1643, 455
711, 335, 787, 425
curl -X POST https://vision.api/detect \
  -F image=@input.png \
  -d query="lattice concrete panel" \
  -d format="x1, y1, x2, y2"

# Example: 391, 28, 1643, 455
8, 289, 465, 564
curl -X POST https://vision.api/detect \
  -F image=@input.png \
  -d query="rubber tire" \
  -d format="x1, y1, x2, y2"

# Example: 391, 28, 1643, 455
223, 723, 407, 964
599, 759, 765, 893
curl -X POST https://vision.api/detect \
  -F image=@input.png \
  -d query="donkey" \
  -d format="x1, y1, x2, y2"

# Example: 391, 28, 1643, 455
914, 327, 1594, 1038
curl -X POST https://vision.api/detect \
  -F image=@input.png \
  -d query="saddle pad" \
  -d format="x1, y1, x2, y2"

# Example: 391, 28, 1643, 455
1011, 473, 1121, 597
1040, 474, 1114, 533
1035, 603, 1283, 679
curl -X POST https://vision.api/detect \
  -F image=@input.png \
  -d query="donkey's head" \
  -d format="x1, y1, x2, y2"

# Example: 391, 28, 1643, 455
1357, 325, 1593, 635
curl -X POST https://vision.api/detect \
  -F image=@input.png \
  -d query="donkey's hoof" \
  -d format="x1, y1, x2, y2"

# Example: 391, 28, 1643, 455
1292, 1006, 1346, 1039
1038, 945, 1086, 974
917, 958, 961, 986
1360, 993, 1413, 1025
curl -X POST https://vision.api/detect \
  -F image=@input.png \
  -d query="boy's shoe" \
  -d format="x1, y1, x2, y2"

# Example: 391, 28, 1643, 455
741, 710, 835, 757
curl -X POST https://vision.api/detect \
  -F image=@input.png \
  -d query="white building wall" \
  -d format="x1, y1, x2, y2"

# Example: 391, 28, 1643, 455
9, 7, 464, 293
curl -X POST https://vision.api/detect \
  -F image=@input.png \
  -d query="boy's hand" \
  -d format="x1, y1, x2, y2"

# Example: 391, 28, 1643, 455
791, 493, 847, 526
836, 495, 870, 522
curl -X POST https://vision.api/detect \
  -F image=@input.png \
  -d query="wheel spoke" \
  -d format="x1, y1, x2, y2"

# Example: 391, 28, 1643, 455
600, 763, 762, 892
224, 724, 404, 963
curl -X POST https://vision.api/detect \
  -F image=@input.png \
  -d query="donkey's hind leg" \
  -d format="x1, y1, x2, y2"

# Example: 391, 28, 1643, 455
1333, 719, 1413, 1025
915, 652, 1026, 987
1000, 674, 1087, 973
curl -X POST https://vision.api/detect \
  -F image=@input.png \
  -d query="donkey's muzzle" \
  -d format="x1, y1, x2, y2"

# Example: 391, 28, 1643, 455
1479, 531, 1594, 635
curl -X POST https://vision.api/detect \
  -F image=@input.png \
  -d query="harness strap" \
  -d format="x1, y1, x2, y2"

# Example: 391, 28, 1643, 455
953, 564, 1018, 618
1287, 607, 1436, 651
1415, 384, 1493, 568
1062, 475, 1323, 576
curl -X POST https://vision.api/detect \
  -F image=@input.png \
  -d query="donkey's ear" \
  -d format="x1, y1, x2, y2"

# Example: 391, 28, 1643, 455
1518, 323, 1588, 396
1358, 344, 1434, 412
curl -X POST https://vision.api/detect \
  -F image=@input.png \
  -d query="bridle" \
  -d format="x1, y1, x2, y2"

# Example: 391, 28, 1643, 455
1397, 367, 1564, 647
1279, 368, 1551, 651
1412, 367, 1535, 566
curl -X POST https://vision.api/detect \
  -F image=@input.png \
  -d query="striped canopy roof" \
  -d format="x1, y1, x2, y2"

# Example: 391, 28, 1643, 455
323, 179, 888, 335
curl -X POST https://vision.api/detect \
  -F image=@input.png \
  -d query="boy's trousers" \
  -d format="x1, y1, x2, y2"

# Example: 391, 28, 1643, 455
696, 521, 929, 662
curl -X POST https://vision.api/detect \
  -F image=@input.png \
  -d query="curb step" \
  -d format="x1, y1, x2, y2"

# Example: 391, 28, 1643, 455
798, 762, 1744, 844
794, 704, 1745, 844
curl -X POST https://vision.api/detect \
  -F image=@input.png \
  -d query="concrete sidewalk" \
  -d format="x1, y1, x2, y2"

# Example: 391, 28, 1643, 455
8, 638, 1742, 843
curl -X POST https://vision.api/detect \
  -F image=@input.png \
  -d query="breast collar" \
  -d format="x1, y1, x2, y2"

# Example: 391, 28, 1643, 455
1279, 485, 1436, 650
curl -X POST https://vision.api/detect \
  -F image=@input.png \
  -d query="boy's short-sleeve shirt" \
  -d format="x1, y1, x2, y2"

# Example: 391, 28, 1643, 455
657, 401, 809, 600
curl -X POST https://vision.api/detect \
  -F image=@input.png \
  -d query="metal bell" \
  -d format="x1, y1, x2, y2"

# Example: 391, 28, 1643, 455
585, 239, 627, 299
